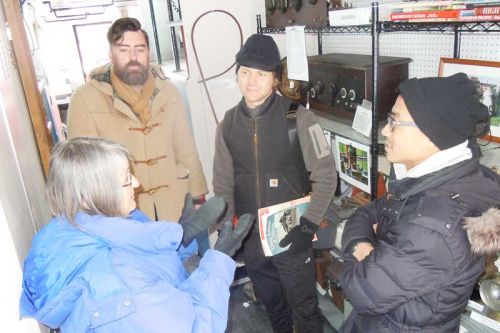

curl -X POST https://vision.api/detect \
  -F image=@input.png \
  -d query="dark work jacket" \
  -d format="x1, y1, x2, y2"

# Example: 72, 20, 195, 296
222, 93, 309, 218
340, 153, 500, 333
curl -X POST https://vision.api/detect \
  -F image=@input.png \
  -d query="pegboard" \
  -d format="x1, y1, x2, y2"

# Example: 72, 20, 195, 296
319, 0, 500, 78
321, 33, 456, 77
459, 34, 500, 61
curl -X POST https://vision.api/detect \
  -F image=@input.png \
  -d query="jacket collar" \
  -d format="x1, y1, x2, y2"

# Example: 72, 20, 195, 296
88, 64, 168, 123
388, 154, 479, 200
89, 63, 167, 84
237, 91, 278, 118
394, 140, 472, 180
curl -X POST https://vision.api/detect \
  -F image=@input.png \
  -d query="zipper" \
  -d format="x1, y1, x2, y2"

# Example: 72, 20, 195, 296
254, 119, 261, 209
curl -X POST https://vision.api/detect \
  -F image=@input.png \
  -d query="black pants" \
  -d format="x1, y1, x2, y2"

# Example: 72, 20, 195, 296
243, 229, 323, 333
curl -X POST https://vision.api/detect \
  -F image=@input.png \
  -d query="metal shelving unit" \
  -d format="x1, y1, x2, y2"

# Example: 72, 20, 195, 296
382, 21, 500, 32
257, 2, 500, 199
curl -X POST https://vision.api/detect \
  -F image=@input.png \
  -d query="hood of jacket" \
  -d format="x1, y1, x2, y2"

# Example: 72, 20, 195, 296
389, 155, 500, 256
463, 207, 500, 255
89, 63, 167, 83
86, 63, 168, 99
20, 213, 184, 328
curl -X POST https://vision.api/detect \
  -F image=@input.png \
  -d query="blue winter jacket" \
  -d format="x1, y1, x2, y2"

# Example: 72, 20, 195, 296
20, 210, 236, 333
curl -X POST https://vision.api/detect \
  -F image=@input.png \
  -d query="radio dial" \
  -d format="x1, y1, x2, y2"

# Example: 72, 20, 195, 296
290, 0, 302, 11
348, 89, 356, 101
278, 0, 288, 12
340, 87, 347, 99
265, 0, 276, 12
310, 81, 324, 98
328, 83, 338, 98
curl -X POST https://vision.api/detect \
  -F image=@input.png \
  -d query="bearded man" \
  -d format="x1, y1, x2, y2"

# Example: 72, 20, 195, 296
67, 18, 207, 221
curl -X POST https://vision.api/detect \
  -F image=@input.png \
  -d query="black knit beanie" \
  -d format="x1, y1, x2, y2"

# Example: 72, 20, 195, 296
398, 73, 489, 150
235, 34, 281, 75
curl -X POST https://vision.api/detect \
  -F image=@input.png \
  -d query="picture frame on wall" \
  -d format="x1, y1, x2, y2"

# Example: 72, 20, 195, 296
334, 135, 371, 194
438, 57, 500, 143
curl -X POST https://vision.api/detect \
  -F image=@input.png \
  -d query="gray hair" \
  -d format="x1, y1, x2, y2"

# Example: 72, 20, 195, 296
46, 137, 133, 224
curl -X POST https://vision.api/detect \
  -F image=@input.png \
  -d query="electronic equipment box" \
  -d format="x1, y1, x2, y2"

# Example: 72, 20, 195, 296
304, 53, 412, 121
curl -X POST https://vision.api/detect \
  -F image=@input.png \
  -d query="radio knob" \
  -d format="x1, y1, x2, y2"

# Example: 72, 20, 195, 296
340, 87, 347, 99
291, 0, 302, 11
278, 0, 288, 12
328, 83, 338, 98
310, 81, 324, 98
266, 0, 276, 12
348, 89, 356, 101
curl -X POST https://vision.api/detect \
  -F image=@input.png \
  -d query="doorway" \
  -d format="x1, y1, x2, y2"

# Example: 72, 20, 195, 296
73, 21, 112, 80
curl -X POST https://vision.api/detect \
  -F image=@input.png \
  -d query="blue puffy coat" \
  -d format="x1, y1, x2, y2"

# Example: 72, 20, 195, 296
20, 210, 235, 333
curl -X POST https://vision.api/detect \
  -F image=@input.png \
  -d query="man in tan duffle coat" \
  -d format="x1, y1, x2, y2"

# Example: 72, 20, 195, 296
67, 17, 207, 221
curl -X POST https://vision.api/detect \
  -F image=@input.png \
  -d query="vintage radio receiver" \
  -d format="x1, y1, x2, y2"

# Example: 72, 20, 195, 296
304, 53, 412, 120
266, 0, 328, 28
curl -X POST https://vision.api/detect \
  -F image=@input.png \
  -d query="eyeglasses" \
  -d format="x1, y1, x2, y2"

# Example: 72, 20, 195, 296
122, 173, 132, 188
386, 117, 418, 130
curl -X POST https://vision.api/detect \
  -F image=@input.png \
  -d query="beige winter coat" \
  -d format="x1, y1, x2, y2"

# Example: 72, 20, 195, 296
67, 64, 207, 221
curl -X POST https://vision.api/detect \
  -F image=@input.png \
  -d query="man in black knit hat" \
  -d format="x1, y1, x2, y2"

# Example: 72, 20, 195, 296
339, 73, 500, 333
213, 34, 337, 332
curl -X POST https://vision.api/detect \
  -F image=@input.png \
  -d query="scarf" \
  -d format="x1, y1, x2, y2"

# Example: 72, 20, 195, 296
110, 67, 155, 125
394, 140, 472, 180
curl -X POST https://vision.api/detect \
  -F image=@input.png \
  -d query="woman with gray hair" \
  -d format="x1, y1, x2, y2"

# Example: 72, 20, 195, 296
20, 137, 252, 333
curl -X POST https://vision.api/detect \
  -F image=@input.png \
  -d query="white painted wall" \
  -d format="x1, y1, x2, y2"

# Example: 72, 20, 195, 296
0, 2, 51, 332
180, 0, 262, 197
0, 202, 44, 332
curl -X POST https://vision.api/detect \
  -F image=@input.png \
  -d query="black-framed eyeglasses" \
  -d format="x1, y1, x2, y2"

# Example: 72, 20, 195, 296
387, 116, 418, 130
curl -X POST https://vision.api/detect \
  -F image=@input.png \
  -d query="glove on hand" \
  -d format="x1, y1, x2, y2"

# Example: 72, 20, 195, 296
214, 214, 254, 257
279, 216, 318, 254
179, 193, 226, 246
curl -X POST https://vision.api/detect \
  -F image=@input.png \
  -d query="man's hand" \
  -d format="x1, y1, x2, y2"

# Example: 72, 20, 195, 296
352, 242, 374, 262
279, 216, 318, 254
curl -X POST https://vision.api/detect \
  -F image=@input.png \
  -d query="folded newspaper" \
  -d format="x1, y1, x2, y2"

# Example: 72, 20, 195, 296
258, 196, 311, 256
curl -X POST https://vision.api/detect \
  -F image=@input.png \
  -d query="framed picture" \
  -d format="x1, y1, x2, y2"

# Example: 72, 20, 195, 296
334, 135, 371, 194
438, 57, 500, 143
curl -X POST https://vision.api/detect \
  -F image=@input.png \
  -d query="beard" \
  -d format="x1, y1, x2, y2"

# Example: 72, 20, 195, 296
114, 61, 149, 86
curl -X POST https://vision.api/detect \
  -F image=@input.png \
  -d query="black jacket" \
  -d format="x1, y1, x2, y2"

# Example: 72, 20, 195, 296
340, 154, 500, 333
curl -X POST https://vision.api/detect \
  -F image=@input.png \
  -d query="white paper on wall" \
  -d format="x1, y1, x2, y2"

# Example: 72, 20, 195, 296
285, 26, 308, 81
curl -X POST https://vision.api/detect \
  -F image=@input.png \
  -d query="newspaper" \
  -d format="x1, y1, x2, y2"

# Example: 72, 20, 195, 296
258, 196, 311, 256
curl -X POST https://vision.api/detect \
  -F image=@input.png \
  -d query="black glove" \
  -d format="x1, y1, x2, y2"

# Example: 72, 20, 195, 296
214, 214, 254, 257
178, 193, 226, 246
279, 216, 318, 254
